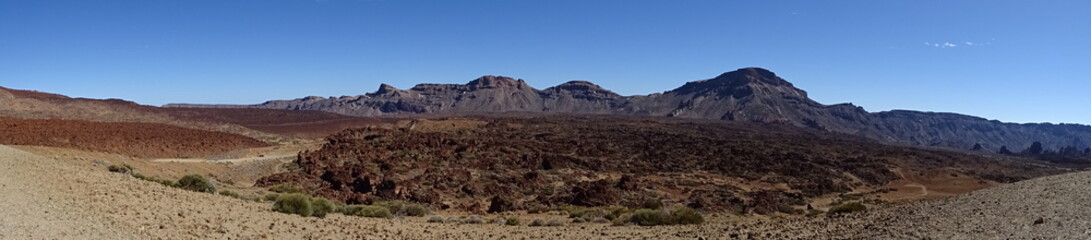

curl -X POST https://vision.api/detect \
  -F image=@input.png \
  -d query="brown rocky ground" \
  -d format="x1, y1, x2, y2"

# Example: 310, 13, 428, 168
0, 117, 269, 158
257, 116, 1062, 214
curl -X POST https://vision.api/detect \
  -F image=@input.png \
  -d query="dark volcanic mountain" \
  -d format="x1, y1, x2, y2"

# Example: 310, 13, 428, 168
166, 68, 1091, 151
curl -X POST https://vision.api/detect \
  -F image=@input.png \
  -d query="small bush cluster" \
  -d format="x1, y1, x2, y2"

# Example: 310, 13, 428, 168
263, 193, 281, 202
340, 205, 393, 218
529, 218, 565, 227
176, 174, 216, 193
427, 215, 446, 223
462, 215, 486, 224
564, 205, 630, 222
272, 193, 338, 218
504, 217, 521, 226
375, 200, 431, 217
219, 190, 241, 198
117, 168, 211, 193
426, 215, 522, 226
828, 202, 867, 215
132, 173, 177, 187
614, 206, 705, 226
107, 164, 134, 174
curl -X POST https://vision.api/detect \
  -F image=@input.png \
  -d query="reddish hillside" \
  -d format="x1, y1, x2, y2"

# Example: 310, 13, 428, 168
158, 107, 392, 139
0, 86, 390, 140
0, 117, 269, 158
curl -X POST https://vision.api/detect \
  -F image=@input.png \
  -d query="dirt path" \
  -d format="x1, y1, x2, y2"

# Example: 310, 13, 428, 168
149, 154, 295, 164
905, 183, 929, 196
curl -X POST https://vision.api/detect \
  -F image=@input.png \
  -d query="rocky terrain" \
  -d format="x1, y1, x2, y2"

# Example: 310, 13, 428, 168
0, 117, 269, 158
165, 68, 1091, 152
735, 168, 1091, 239
256, 116, 1060, 214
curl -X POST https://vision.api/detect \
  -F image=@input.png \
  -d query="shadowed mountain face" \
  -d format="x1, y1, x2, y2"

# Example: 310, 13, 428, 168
165, 68, 1091, 151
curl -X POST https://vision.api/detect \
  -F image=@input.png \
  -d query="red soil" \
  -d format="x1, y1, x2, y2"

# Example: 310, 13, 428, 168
158, 108, 393, 139
0, 117, 269, 158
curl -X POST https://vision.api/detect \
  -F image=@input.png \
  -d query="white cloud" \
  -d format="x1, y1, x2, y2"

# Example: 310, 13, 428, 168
965, 41, 974, 46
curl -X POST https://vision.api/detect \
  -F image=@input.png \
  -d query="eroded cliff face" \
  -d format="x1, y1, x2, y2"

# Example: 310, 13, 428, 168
164, 68, 1091, 151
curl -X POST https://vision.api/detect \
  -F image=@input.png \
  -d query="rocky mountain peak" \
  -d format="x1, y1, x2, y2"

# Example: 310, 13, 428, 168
374, 84, 401, 95
668, 67, 801, 98
467, 75, 528, 90
547, 81, 611, 93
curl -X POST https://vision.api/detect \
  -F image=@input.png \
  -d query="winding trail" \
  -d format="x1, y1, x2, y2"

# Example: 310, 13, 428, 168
149, 154, 295, 164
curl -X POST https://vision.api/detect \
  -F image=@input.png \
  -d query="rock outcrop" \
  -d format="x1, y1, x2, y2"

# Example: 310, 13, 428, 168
164, 68, 1091, 151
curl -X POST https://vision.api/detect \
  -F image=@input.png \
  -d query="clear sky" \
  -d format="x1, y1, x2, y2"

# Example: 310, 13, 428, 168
1, 0, 1088, 124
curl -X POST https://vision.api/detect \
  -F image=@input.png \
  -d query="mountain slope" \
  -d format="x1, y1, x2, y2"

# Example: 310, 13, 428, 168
166, 68, 1091, 151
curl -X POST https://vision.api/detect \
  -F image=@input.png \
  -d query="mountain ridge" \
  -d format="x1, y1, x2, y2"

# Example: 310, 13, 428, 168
138, 68, 1091, 151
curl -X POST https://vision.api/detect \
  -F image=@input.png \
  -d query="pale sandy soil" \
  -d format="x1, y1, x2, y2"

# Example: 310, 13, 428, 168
4, 143, 1089, 239
0, 145, 741, 239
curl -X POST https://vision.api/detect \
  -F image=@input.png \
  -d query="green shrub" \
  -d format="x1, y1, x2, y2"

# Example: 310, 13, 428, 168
273, 193, 314, 217
155, 178, 176, 187
107, 164, 134, 174
263, 193, 280, 202
640, 198, 663, 209
828, 202, 867, 215
132, 173, 176, 187
341, 205, 392, 218
404, 203, 430, 217
618, 207, 704, 226
375, 200, 431, 217
565, 205, 630, 221
668, 206, 704, 225
176, 174, 216, 193
528, 219, 545, 227
311, 197, 336, 218
219, 190, 241, 198
505, 217, 520, 226
427, 215, 445, 223
268, 183, 301, 193
630, 209, 668, 226
611, 213, 633, 226
778, 204, 804, 215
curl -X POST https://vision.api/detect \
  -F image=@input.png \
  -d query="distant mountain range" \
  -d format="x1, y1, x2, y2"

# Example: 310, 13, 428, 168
163, 67, 1091, 151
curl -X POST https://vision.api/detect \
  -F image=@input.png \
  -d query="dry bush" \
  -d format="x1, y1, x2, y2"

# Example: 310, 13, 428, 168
341, 205, 392, 218
176, 174, 216, 193
273, 193, 314, 217
828, 202, 867, 215
107, 164, 134, 174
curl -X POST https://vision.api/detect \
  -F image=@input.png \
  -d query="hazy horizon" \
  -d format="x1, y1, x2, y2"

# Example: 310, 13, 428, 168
2, 0, 1088, 124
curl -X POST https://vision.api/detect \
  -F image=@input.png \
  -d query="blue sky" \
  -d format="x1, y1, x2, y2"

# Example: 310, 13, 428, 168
1, 0, 1088, 124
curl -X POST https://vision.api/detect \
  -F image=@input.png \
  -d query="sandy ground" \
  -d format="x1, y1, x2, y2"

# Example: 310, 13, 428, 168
4, 143, 1090, 239
0, 145, 742, 239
